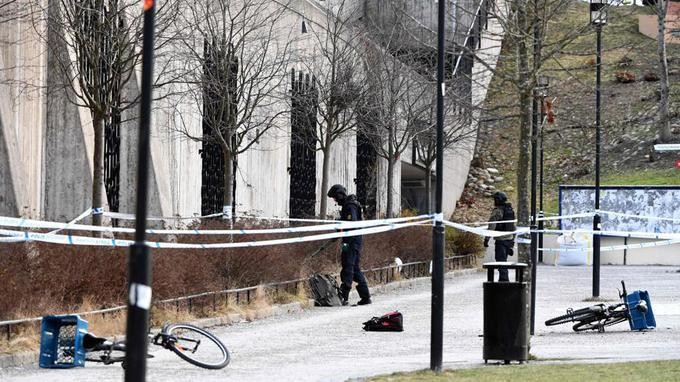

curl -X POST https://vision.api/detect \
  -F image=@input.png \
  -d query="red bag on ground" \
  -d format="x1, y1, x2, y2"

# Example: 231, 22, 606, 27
362, 311, 403, 332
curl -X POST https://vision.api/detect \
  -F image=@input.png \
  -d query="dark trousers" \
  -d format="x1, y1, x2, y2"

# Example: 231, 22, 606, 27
494, 240, 514, 281
340, 246, 370, 300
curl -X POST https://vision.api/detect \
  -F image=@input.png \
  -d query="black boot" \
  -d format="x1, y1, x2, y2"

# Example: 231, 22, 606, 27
339, 286, 350, 306
357, 297, 372, 305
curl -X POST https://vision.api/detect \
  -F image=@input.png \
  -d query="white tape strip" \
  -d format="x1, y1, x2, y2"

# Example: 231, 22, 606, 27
540, 239, 680, 253
442, 219, 530, 237
129, 283, 152, 310
104, 211, 223, 221
0, 219, 430, 249
48, 208, 92, 235
0, 214, 432, 236
597, 210, 680, 223
536, 212, 595, 222
538, 228, 680, 240
469, 219, 517, 227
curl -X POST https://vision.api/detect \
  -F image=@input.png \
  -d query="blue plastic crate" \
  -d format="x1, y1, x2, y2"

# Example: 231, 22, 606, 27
626, 290, 656, 331
39, 315, 88, 368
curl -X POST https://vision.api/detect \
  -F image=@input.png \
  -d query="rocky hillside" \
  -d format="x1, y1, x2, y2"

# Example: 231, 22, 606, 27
453, 2, 680, 223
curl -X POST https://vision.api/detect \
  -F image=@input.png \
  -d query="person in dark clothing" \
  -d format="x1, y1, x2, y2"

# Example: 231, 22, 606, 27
327, 184, 371, 306
483, 191, 516, 281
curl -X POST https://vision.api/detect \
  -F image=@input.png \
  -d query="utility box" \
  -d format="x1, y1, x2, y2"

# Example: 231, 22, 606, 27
482, 262, 529, 364
39, 315, 88, 368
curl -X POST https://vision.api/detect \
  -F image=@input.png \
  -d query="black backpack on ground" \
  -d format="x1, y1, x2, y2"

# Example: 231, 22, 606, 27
362, 311, 404, 332
308, 274, 343, 307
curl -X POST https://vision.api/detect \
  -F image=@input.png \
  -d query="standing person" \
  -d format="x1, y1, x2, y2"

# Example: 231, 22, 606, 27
327, 184, 372, 306
483, 191, 516, 281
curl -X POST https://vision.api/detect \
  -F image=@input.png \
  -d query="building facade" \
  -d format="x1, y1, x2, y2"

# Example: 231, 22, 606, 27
0, 0, 500, 223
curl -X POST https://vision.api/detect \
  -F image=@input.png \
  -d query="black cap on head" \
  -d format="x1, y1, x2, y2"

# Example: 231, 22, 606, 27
327, 184, 347, 199
493, 191, 508, 206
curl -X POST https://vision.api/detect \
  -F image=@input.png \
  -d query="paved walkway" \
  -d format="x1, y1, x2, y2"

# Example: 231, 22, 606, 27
1, 265, 679, 381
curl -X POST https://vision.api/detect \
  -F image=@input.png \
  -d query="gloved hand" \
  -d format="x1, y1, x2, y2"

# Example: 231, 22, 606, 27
483, 238, 489, 248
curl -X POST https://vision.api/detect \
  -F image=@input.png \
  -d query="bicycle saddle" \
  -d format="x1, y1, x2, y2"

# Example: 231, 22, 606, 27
83, 332, 110, 351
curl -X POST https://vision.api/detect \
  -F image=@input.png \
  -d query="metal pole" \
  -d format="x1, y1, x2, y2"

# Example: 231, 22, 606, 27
529, 0, 540, 336
538, 100, 545, 263
125, 1, 156, 381
593, 24, 602, 298
430, 0, 445, 372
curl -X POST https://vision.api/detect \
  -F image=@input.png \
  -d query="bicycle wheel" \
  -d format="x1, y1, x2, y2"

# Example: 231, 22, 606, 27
162, 323, 230, 369
572, 315, 627, 332
86, 343, 126, 365
545, 306, 601, 326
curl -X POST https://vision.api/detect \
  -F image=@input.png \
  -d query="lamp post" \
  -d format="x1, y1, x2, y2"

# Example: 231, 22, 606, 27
529, 74, 549, 335
536, 75, 549, 264
590, 0, 607, 298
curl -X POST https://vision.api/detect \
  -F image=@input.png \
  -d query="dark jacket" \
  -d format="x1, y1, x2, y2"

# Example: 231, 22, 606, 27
487, 202, 516, 241
339, 195, 363, 248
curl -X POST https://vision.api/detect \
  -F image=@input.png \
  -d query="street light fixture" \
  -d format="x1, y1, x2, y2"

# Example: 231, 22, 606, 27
590, 0, 607, 298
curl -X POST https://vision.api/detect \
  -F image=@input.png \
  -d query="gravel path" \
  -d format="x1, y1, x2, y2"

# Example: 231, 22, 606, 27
2, 265, 679, 381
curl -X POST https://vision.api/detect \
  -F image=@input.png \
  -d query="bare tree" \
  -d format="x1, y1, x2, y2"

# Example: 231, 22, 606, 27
298, 0, 366, 218
647, 0, 672, 142
413, 87, 478, 214
31, 0, 180, 227
171, 0, 293, 219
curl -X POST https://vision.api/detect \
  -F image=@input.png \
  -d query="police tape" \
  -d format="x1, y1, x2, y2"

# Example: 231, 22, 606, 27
0, 214, 433, 236
0, 219, 431, 249
48, 208, 92, 235
596, 210, 680, 223
104, 211, 223, 221
536, 212, 594, 222
105, 211, 338, 223
465, 212, 595, 228
539, 238, 680, 253
538, 228, 680, 240
442, 219, 530, 237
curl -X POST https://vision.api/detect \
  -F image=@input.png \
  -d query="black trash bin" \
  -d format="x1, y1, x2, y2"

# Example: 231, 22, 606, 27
482, 262, 529, 364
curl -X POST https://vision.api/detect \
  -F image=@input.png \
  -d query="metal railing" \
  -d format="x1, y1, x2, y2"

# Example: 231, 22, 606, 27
0, 253, 475, 342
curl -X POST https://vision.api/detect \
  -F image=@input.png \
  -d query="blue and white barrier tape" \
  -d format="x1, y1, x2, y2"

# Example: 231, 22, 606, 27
596, 210, 680, 224
0, 219, 430, 249
104, 211, 223, 221
442, 219, 530, 237
0, 214, 432, 236
539, 239, 680, 253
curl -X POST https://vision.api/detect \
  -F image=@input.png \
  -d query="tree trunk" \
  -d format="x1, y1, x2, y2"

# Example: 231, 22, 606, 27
425, 163, 433, 214
92, 113, 105, 231
319, 146, 331, 219
657, 0, 671, 142
515, 0, 532, 264
386, 130, 395, 218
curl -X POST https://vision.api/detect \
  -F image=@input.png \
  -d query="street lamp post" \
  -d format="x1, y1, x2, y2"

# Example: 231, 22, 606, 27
536, 75, 549, 265
530, 75, 549, 335
590, 0, 607, 298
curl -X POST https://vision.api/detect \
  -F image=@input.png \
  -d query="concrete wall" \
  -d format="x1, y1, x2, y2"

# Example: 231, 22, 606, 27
639, 2, 680, 45
0, 7, 46, 218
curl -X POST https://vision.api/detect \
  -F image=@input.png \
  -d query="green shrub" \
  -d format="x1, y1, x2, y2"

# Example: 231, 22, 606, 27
445, 227, 485, 257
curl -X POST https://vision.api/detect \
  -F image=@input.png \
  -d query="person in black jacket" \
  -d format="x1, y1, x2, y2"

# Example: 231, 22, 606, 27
327, 184, 371, 306
483, 191, 516, 281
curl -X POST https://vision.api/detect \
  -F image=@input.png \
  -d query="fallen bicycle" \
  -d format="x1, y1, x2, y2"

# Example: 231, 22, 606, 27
545, 281, 656, 332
